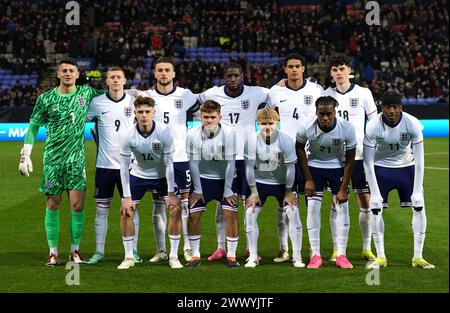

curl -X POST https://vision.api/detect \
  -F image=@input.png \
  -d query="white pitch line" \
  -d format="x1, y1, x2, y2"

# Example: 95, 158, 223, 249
425, 167, 449, 170
425, 152, 449, 155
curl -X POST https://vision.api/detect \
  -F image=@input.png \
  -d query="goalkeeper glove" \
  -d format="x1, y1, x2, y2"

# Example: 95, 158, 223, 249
19, 144, 33, 177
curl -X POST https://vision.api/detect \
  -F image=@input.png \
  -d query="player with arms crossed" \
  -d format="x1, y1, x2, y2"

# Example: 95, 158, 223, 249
186, 100, 239, 267
140, 57, 199, 263
199, 62, 268, 262
363, 92, 435, 269
86, 67, 144, 264
119, 96, 183, 269
323, 54, 378, 262
296, 96, 356, 269
244, 108, 304, 268
18, 58, 104, 266
268, 53, 323, 263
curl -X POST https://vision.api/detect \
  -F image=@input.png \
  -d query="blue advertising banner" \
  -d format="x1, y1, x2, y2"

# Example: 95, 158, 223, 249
0, 120, 448, 141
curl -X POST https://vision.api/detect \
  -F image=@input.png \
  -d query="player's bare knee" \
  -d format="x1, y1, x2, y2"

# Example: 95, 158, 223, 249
70, 201, 84, 212
46, 196, 61, 210
169, 205, 181, 218
189, 212, 201, 225
223, 209, 237, 221
356, 192, 370, 208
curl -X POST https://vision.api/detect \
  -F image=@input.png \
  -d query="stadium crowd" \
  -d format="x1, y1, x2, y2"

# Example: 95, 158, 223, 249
0, 0, 448, 107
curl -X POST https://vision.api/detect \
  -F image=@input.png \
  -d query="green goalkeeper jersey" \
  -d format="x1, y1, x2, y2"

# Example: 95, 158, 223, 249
30, 85, 104, 164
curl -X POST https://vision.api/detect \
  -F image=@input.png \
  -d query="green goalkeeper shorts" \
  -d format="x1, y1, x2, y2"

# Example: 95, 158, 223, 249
39, 162, 87, 195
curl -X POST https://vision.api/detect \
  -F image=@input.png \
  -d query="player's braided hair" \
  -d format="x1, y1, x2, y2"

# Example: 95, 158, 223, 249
315, 96, 339, 108
381, 91, 402, 106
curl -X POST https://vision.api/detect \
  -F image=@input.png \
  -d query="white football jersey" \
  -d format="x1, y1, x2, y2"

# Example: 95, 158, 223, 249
245, 130, 297, 185
267, 80, 324, 142
87, 93, 136, 169
323, 84, 377, 160
121, 121, 174, 179
199, 85, 269, 160
363, 112, 423, 168
187, 123, 237, 180
296, 117, 357, 168
142, 86, 199, 162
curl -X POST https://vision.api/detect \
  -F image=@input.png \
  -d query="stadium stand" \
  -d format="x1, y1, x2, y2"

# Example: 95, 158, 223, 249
0, 0, 448, 107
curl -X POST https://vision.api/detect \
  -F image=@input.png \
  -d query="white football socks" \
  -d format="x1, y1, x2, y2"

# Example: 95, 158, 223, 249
330, 206, 338, 252
336, 201, 350, 256
285, 205, 302, 259
307, 196, 322, 256
180, 198, 191, 251
94, 202, 109, 255
133, 208, 139, 252
277, 207, 289, 252
359, 207, 372, 251
412, 206, 427, 259
371, 209, 386, 259
215, 202, 226, 250
152, 199, 167, 252
245, 206, 261, 259
169, 234, 181, 259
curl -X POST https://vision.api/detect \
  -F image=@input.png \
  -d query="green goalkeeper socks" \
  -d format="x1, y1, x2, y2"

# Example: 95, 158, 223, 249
70, 209, 85, 246
45, 208, 60, 249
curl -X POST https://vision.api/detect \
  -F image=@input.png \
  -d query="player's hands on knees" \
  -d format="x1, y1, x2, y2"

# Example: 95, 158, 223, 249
19, 148, 33, 177
283, 191, 298, 208
335, 188, 348, 204
121, 197, 135, 217
304, 179, 315, 197
245, 195, 261, 212
224, 194, 238, 207
166, 192, 181, 210
189, 192, 204, 208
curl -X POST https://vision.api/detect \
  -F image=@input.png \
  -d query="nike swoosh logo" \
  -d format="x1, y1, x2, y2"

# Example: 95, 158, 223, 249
102, 111, 110, 115
280, 99, 288, 102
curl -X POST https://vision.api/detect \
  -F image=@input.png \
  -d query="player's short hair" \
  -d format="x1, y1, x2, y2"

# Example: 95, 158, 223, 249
224, 62, 243, 74
315, 96, 339, 108
200, 100, 221, 114
154, 57, 176, 69
106, 66, 126, 77
328, 53, 352, 70
381, 91, 402, 107
58, 58, 78, 68
283, 53, 306, 67
257, 108, 279, 122
134, 95, 156, 108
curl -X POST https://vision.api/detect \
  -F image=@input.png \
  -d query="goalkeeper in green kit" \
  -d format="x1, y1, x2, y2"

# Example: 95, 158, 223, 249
18, 58, 104, 266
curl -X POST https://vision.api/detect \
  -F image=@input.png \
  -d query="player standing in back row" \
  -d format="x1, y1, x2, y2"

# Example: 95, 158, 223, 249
267, 53, 323, 263
141, 57, 200, 263
86, 67, 142, 265
323, 54, 378, 262
18, 58, 104, 266
199, 62, 269, 262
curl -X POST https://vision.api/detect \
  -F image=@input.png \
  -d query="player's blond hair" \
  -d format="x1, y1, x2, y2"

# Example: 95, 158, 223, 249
257, 108, 279, 122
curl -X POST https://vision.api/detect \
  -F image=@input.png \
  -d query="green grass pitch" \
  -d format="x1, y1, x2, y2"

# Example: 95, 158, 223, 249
0, 138, 448, 293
